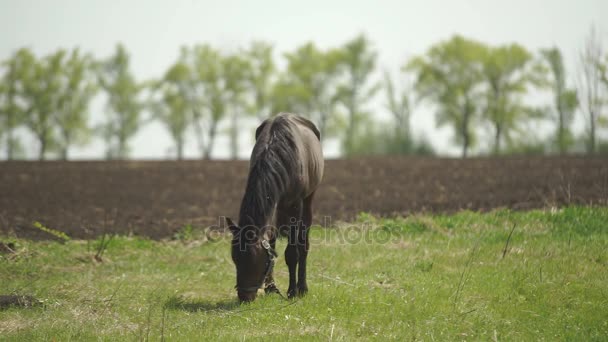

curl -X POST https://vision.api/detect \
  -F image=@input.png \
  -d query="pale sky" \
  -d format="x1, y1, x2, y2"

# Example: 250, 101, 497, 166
1, 0, 606, 159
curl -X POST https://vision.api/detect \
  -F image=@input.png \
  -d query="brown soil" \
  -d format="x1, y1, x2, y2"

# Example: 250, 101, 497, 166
1, 157, 607, 240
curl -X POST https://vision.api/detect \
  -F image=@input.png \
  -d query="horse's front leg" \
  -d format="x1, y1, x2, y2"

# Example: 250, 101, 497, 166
264, 234, 280, 294
280, 201, 302, 299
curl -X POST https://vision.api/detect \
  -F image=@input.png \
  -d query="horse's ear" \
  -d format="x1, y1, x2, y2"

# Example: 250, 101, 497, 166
255, 119, 270, 141
226, 217, 239, 235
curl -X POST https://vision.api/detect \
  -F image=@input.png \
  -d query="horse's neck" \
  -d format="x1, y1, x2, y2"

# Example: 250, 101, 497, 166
238, 172, 279, 229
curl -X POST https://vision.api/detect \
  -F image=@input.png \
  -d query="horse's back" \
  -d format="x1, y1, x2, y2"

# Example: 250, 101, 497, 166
291, 116, 324, 197
254, 113, 324, 198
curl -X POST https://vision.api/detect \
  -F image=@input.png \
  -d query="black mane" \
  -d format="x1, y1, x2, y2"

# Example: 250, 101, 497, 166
238, 115, 300, 229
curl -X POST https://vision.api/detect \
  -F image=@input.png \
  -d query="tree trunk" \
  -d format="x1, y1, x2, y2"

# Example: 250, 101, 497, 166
493, 122, 502, 155
176, 138, 183, 160
60, 148, 68, 160
38, 137, 46, 161
319, 115, 327, 144
6, 132, 14, 161
61, 133, 70, 160
118, 129, 127, 159
192, 110, 206, 156
118, 139, 126, 159
345, 99, 357, 157
558, 110, 565, 155
204, 120, 218, 160
588, 110, 596, 155
461, 105, 470, 159
6, 111, 15, 160
230, 109, 238, 160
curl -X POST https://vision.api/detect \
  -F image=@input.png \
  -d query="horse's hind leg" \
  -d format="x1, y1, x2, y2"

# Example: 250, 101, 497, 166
297, 192, 314, 296
279, 201, 303, 299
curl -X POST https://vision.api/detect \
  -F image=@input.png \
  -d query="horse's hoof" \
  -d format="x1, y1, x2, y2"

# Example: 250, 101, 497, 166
287, 288, 297, 299
297, 286, 308, 297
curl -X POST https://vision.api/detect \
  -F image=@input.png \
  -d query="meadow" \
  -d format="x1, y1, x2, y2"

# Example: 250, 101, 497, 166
1, 206, 607, 340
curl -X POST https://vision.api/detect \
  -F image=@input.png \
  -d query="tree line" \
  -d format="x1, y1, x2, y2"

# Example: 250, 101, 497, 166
1, 30, 608, 160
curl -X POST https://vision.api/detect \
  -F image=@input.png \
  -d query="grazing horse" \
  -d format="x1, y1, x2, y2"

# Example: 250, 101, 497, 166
226, 113, 324, 302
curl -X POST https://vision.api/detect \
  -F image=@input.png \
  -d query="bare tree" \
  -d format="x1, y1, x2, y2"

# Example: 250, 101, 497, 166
578, 26, 605, 154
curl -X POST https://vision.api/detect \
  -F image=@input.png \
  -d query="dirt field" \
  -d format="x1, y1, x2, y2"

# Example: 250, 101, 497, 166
1, 156, 607, 240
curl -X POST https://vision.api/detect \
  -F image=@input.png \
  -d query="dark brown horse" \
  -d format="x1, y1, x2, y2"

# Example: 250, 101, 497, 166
226, 113, 324, 302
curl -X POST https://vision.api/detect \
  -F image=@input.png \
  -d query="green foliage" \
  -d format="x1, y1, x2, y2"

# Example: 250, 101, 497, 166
148, 61, 191, 159
380, 218, 428, 235
223, 53, 252, 159
384, 71, 413, 146
481, 43, 543, 154
355, 211, 377, 223
53, 49, 96, 160
543, 206, 608, 236
406, 35, 487, 158
600, 54, 608, 93
179, 44, 227, 159
597, 140, 608, 155
0, 49, 28, 160
540, 47, 579, 155
578, 26, 606, 154
336, 35, 381, 156
172, 224, 193, 241
2, 33, 606, 160
32, 221, 70, 242
92, 233, 115, 262
245, 41, 276, 120
17, 49, 64, 160
1, 47, 96, 160
98, 44, 145, 159
2, 207, 607, 340
346, 119, 435, 156
272, 42, 344, 139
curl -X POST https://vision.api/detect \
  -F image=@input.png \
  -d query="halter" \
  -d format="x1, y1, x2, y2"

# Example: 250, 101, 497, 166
235, 239, 278, 293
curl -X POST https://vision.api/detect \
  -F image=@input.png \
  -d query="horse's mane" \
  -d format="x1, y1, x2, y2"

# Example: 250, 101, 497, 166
238, 114, 301, 230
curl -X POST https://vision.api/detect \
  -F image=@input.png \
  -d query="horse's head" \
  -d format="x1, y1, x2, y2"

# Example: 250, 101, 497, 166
226, 217, 275, 302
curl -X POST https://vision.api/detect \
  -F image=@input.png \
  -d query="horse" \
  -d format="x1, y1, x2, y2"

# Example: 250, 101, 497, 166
225, 113, 324, 302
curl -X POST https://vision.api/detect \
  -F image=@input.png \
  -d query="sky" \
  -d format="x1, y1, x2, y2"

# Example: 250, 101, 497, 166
1, 0, 606, 159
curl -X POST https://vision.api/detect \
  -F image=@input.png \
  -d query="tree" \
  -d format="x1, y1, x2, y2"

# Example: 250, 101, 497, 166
19, 49, 65, 160
481, 43, 542, 154
578, 26, 605, 154
54, 48, 96, 160
272, 42, 343, 140
601, 55, 608, 131
541, 47, 579, 155
245, 41, 276, 120
406, 35, 487, 158
337, 35, 381, 156
223, 53, 251, 159
0, 49, 29, 159
180, 44, 226, 159
149, 62, 191, 160
384, 71, 413, 151
98, 44, 144, 159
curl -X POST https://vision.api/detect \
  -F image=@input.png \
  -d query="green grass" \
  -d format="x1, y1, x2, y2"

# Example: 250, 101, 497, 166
1, 206, 607, 340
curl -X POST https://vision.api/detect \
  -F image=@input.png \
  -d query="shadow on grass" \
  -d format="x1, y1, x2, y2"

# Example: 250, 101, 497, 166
164, 295, 240, 313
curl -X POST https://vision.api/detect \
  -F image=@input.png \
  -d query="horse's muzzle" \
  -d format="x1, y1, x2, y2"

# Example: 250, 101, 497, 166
237, 290, 257, 302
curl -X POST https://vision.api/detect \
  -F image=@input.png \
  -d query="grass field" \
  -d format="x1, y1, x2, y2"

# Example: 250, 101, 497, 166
1, 206, 607, 341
